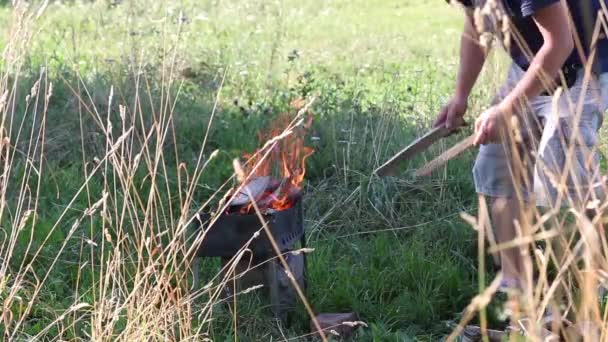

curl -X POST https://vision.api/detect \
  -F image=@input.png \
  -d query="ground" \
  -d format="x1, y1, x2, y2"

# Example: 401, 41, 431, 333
0, 0, 554, 340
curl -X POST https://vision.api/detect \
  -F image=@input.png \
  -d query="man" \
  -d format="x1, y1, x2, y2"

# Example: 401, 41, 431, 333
435, 0, 608, 291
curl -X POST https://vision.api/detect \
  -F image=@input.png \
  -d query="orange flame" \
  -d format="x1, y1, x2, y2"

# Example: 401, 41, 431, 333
237, 102, 314, 213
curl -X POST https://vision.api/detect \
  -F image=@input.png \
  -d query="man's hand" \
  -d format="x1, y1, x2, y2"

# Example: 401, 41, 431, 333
473, 105, 510, 145
434, 96, 468, 130
435, 11, 486, 132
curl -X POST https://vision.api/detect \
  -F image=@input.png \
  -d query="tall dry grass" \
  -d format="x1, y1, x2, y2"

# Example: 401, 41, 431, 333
0, 1, 309, 341
0, 0, 334, 340
4, 0, 608, 341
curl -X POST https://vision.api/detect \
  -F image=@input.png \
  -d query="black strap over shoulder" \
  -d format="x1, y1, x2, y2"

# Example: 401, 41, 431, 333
562, 63, 582, 88
540, 63, 581, 96
574, 1, 605, 74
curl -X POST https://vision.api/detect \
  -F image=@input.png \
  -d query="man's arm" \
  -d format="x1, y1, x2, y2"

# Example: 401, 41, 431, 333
474, 1, 574, 145
436, 12, 488, 129
498, 1, 574, 115
455, 13, 488, 100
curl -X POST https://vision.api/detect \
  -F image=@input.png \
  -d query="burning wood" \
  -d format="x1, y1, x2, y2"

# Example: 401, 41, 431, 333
229, 102, 314, 214
230, 176, 273, 206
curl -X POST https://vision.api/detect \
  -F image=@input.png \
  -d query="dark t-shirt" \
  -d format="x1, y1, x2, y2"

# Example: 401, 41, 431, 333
459, 0, 608, 73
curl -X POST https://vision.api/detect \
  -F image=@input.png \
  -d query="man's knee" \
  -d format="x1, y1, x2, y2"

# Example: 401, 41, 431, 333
489, 197, 520, 220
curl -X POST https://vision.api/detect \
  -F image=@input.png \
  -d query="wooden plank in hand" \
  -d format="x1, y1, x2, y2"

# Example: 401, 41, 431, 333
413, 134, 475, 177
374, 125, 452, 177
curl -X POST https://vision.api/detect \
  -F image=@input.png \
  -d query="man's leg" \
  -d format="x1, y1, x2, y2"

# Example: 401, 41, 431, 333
474, 115, 538, 289
491, 197, 524, 286
474, 145, 534, 290
474, 63, 538, 289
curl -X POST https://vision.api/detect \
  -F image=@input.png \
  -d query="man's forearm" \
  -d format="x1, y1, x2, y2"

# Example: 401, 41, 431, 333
498, 44, 572, 114
455, 17, 487, 99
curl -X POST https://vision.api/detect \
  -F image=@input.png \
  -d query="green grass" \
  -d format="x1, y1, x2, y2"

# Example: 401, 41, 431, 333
0, 0, 516, 340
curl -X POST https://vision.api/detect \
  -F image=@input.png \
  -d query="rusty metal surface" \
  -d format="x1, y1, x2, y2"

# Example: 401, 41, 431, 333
195, 199, 304, 258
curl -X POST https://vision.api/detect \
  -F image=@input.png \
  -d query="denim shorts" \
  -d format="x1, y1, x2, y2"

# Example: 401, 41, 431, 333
473, 64, 608, 207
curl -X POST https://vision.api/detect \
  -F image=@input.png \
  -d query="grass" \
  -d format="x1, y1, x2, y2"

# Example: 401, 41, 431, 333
4, 0, 602, 341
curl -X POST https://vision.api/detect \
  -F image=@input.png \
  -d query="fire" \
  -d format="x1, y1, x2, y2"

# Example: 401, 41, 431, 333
235, 100, 314, 214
